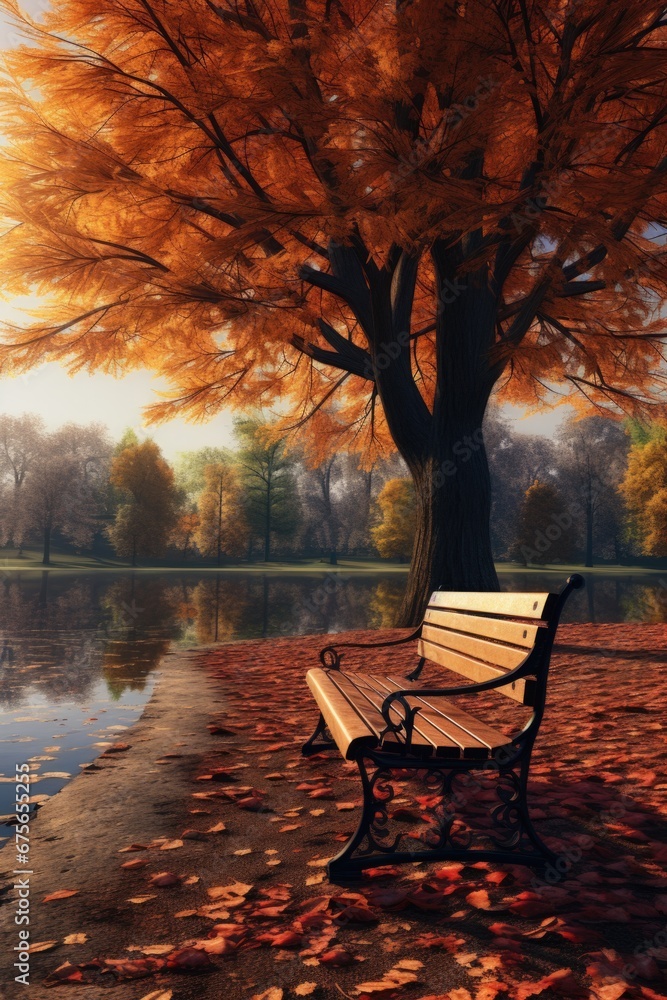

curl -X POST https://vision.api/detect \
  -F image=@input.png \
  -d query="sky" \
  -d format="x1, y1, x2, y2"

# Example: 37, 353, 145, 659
0, 2, 568, 459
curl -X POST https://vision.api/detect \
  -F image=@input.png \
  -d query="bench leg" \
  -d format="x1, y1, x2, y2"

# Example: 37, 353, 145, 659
327, 752, 557, 882
302, 712, 337, 757
328, 757, 397, 881
493, 755, 558, 865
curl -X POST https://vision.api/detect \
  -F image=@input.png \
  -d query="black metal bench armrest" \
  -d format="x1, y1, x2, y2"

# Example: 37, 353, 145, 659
379, 661, 539, 740
319, 626, 422, 670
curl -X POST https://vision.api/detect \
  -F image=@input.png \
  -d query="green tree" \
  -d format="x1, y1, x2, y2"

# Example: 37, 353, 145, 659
236, 420, 299, 562
371, 479, 416, 561
107, 441, 179, 565
510, 481, 578, 567
174, 447, 230, 506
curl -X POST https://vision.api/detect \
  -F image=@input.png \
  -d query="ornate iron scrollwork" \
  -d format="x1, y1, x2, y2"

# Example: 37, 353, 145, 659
490, 768, 524, 849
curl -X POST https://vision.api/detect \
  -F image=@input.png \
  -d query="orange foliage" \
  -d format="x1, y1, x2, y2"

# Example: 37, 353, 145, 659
371, 478, 416, 560
0, 0, 665, 467
620, 432, 667, 555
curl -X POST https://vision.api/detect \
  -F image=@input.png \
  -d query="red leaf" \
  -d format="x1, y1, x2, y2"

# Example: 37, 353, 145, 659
166, 947, 215, 971
270, 931, 303, 948
44, 962, 86, 985
236, 796, 265, 812
334, 904, 379, 925
103, 957, 166, 979
320, 948, 355, 966
434, 864, 463, 881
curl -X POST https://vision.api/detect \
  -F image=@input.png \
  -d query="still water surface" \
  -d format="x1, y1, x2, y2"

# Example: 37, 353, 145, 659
0, 568, 665, 838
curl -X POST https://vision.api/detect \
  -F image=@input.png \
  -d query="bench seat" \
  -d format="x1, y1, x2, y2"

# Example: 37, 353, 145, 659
306, 667, 511, 761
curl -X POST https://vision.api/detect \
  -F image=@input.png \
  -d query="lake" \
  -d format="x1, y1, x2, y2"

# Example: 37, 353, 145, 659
1, 567, 666, 838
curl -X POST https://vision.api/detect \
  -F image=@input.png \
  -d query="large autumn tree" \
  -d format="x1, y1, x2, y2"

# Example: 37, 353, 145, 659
1, 1, 667, 622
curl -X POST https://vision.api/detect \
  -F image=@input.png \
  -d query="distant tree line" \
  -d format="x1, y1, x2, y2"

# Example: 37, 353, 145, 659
0, 414, 402, 566
0, 409, 664, 568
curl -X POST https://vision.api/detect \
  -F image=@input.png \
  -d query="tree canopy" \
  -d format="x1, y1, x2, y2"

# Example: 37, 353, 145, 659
1, 0, 667, 618
2, 2, 666, 432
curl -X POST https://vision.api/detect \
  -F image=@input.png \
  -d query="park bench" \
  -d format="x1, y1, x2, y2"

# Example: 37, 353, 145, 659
302, 575, 583, 881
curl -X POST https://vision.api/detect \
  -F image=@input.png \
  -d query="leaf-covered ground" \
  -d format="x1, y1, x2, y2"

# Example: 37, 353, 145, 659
14, 626, 667, 999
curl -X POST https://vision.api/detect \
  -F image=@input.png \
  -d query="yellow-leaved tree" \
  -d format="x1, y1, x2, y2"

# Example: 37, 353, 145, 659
620, 427, 667, 556
371, 478, 416, 561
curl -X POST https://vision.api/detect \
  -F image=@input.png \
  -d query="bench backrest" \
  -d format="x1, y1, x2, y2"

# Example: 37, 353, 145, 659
418, 589, 560, 707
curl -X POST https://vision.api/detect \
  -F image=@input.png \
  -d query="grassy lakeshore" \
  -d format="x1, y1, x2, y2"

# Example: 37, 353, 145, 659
2, 546, 667, 576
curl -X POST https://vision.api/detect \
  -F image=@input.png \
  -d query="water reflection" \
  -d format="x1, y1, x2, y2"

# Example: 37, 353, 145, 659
1, 569, 667, 708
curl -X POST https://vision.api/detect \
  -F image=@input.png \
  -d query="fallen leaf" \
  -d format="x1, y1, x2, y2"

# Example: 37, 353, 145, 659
149, 873, 181, 888
128, 896, 158, 904
514, 968, 586, 1000
320, 948, 355, 966
43, 889, 78, 902
354, 962, 421, 994
28, 940, 58, 953
466, 889, 491, 909
159, 839, 184, 850
295, 984, 318, 996
207, 881, 253, 902
103, 956, 166, 979
44, 962, 86, 985
165, 947, 214, 971
64, 933, 88, 944
138, 992, 174, 1000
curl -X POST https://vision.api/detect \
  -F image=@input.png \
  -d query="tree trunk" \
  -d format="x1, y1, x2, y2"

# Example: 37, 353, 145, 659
217, 480, 223, 567
42, 526, 51, 566
585, 497, 594, 568
131, 538, 137, 567
264, 478, 272, 562
318, 240, 501, 626
329, 548, 338, 566
398, 418, 498, 626
369, 245, 500, 627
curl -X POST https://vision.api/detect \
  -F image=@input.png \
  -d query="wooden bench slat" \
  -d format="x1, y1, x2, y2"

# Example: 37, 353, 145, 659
306, 669, 379, 760
367, 674, 499, 759
383, 675, 512, 757
336, 672, 445, 757
428, 590, 557, 620
417, 638, 535, 705
423, 608, 540, 648
360, 674, 462, 757
421, 623, 529, 671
